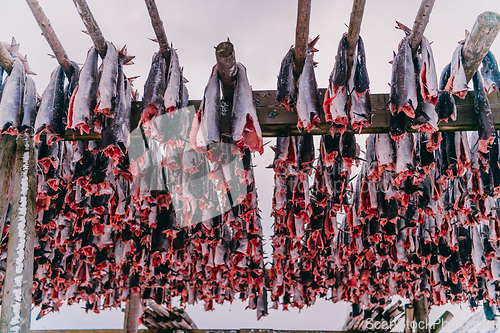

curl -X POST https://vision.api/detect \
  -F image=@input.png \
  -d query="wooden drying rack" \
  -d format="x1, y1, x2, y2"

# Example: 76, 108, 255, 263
0, 0, 498, 332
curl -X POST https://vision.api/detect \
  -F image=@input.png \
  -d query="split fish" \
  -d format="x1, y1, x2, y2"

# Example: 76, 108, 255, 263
164, 46, 182, 113
472, 71, 495, 154
445, 45, 468, 99
35, 66, 66, 144
19, 75, 37, 134
276, 48, 295, 110
418, 36, 439, 105
390, 36, 417, 118
412, 58, 438, 133
436, 63, 457, 122
95, 41, 118, 117
296, 49, 320, 132
481, 50, 500, 94
324, 34, 348, 131
142, 51, 167, 123
0, 58, 25, 135
231, 63, 263, 154
190, 65, 221, 153
67, 46, 99, 135
376, 133, 396, 171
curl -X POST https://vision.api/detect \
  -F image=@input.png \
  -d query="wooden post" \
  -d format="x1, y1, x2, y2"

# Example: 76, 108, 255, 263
404, 304, 415, 333
430, 310, 454, 333
25, 0, 74, 77
463, 11, 500, 82
408, 0, 436, 56
0, 135, 18, 237
345, 0, 367, 80
144, 0, 171, 64
123, 293, 143, 333
293, 0, 311, 78
0, 134, 36, 333
414, 298, 430, 333
215, 40, 237, 101
71, 0, 108, 58
0, 42, 14, 74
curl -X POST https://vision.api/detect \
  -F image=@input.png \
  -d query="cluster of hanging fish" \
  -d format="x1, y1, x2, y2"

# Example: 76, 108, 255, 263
269, 24, 500, 312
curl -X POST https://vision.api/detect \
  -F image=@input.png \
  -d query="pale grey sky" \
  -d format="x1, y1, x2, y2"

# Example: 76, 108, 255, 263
1, 0, 500, 331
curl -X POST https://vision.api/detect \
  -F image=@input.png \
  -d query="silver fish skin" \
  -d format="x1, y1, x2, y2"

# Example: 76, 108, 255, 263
481, 50, 500, 94
472, 71, 495, 153
471, 225, 486, 274
445, 45, 468, 99
390, 36, 418, 118
164, 47, 182, 113
35, 66, 66, 144
354, 35, 370, 95
276, 48, 295, 110
68, 46, 99, 134
394, 132, 414, 186
0, 58, 25, 135
142, 51, 167, 123
436, 63, 457, 122
376, 133, 396, 170
418, 36, 439, 105
20, 75, 37, 134
324, 35, 348, 129
95, 41, 118, 116
296, 49, 320, 132
231, 63, 263, 154
348, 56, 371, 131
2, 39, 36, 75
412, 100, 438, 133
190, 65, 221, 152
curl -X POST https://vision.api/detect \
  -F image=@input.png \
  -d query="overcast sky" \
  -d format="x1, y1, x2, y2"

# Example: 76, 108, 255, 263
2, 0, 500, 331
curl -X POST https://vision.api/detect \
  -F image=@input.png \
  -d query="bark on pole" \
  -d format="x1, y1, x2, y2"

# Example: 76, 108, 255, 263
0, 134, 36, 333
25, 0, 74, 77
408, 0, 436, 56
345, 0, 367, 81
215, 40, 237, 101
71, 0, 108, 58
294, 0, 311, 79
0, 42, 14, 74
123, 293, 143, 333
144, 0, 171, 64
414, 297, 430, 333
430, 310, 454, 333
463, 11, 500, 82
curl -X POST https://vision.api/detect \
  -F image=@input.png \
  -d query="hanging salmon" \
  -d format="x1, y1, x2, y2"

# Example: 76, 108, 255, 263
481, 50, 500, 94
276, 48, 295, 111
390, 36, 418, 118
296, 49, 320, 132
445, 44, 468, 99
349, 36, 372, 131
0, 57, 25, 136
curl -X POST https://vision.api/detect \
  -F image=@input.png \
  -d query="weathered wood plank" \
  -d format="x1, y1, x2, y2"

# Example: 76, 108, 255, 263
0, 134, 36, 333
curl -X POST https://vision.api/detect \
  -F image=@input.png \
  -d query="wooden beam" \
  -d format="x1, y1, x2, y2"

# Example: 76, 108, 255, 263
31, 330, 407, 333
25, 0, 74, 77
293, 0, 311, 78
123, 293, 143, 333
56, 89, 500, 140
215, 40, 237, 101
0, 41, 14, 74
414, 298, 430, 333
71, 0, 108, 58
408, 0, 436, 56
463, 11, 500, 82
345, 0, 367, 80
430, 310, 454, 333
144, 0, 170, 64
0, 134, 36, 333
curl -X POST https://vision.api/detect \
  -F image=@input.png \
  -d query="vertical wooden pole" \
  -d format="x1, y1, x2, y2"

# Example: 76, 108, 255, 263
293, 0, 311, 78
123, 293, 142, 333
0, 134, 36, 333
215, 40, 237, 101
71, 0, 107, 58
345, 0, 367, 80
408, 0, 436, 56
414, 298, 430, 333
144, 0, 171, 63
462, 11, 500, 82
405, 304, 415, 333
25, 0, 74, 77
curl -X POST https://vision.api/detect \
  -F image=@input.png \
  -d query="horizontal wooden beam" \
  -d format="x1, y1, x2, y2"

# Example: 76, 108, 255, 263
57, 89, 500, 141
30, 330, 405, 333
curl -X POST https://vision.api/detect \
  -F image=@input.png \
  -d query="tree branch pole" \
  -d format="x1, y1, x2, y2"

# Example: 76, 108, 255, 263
144, 0, 171, 64
293, 0, 311, 79
414, 297, 430, 333
0, 41, 14, 74
72, 0, 108, 58
463, 11, 500, 82
345, 0, 366, 81
123, 293, 143, 333
0, 134, 37, 333
215, 40, 237, 100
430, 310, 454, 333
404, 304, 414, 333
408, 0, 436, 56
25, 0, 73, 77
